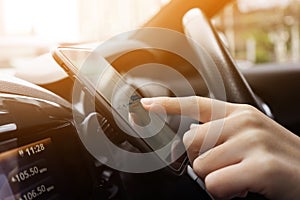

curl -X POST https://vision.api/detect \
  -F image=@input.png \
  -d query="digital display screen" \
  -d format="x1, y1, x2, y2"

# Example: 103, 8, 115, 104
0, 138, 57, 200
59, 48, 187, 172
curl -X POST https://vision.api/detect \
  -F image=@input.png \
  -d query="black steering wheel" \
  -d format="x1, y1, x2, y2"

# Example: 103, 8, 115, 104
182, 9, 265, 111
115, 7, 269, 200
182, 8, 269, 200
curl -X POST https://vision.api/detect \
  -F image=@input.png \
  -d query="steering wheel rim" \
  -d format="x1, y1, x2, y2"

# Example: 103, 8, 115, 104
181, 9, 269, 200
183, 9, 266, 113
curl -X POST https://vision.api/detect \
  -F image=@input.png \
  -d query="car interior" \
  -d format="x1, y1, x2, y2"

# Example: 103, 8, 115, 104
0, 0, 299, 199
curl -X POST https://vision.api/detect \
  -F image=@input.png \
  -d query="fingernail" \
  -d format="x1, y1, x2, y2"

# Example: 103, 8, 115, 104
182, 128, 197, 147
190, 123, 198, 129
141, 98, 153, 106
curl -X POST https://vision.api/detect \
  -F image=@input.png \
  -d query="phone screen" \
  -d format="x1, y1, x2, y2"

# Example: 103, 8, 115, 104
55, 48, 187, 173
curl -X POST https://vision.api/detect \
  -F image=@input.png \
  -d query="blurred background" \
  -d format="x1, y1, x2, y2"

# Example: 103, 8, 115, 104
214, 0, 300, 67
0, 0, 299, 72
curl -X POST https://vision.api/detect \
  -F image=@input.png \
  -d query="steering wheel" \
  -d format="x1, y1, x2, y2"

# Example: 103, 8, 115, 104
181, 8, 269, 200
116, 7, 268, 200
182, 9, 265, 111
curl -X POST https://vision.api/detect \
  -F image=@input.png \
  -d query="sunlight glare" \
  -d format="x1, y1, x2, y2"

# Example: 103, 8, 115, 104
3, 0, 79, 42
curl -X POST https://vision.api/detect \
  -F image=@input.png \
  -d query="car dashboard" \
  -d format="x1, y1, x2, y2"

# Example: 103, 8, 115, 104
0, 93, 124, 200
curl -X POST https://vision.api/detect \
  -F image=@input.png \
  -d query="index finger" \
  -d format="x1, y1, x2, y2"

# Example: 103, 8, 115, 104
141, 96, 231, 123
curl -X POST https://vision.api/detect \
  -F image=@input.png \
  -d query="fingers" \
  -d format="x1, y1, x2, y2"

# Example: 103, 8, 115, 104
141, 96, 232, 123
205, 161, 261, 199
141, 96, 295, 199
183, 115, 244, 162
183, 120, 225, 162
192, 137, 244, 179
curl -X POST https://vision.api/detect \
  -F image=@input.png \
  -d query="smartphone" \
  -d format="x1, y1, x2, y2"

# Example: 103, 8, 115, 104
52, 47, 188, 175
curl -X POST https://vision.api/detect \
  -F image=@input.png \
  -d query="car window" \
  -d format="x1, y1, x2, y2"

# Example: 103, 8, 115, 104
0, 0, 169, 69
213, 0, 300, 68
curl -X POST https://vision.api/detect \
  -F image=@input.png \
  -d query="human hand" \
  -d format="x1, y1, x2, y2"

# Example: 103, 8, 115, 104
141, 96, 300, 200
